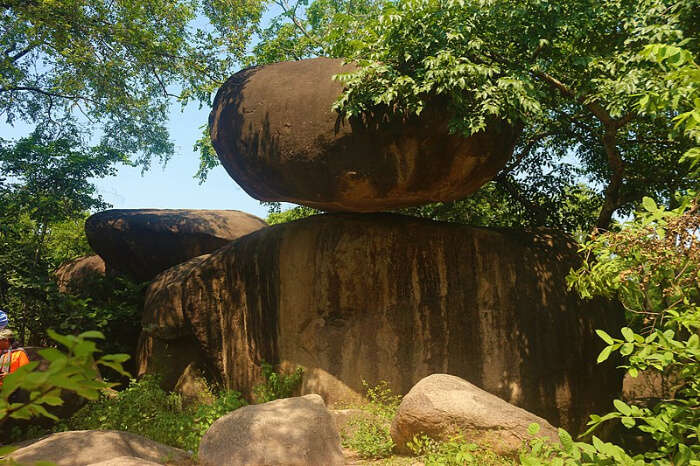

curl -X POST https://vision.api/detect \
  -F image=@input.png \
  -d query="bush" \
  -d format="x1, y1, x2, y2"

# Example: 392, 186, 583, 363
522, 196, 700, 464
340, 380, 402, 459
64, 375, 246, 453
252, 362, 303, 403
408, 433, 516, 466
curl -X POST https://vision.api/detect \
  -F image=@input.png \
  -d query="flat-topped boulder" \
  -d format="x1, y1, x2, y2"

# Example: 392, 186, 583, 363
85, 209, 267, 281
209, 57, 519, 212
138, 213, 623, 434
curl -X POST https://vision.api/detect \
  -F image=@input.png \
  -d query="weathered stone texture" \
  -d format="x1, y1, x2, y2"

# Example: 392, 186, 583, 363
198, 394, 344, 466
55, 254, 106, 294
138, 213, 623, 433
8, 430, 190, 466
85, 209, 267, 282
391, 374, 559, 455
210, 58, 519, 212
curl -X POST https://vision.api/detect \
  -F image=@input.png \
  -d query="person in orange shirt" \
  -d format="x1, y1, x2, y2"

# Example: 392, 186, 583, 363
0, 328, 29, 385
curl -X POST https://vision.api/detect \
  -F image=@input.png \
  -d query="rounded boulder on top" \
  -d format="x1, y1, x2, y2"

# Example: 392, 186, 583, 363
209, 57, 520, 212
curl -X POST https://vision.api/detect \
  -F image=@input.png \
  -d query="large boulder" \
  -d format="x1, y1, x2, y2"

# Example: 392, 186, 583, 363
8, 430, 191, 466
210, 57, 519, 212
136, 255, 212, 389
198, 394, 344, 466
391, 374, 559, 455
55, 254, 106, 294
137, 213, 623, 433
85, 209, 267, 282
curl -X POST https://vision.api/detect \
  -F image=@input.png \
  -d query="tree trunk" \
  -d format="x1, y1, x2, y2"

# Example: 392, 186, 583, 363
596, 127, 625, 231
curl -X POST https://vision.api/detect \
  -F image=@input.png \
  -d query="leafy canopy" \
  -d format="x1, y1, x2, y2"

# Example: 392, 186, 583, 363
1, 0, 266, 167
331, 0, 698, 229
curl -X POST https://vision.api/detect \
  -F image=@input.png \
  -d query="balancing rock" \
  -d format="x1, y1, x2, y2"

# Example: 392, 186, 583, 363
209, 58, 519, 212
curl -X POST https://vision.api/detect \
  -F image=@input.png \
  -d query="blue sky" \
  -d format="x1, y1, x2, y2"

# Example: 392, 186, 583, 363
1, 9, 288, 221
90, 101, 270, 219
1, 100, 271, 219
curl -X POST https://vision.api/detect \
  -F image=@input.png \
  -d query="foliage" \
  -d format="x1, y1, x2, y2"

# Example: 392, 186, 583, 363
0, 330, 129, 428
65, 375, 246, 453
264, 204, 322, 225
263, 180, 602, 232
252, 362, 303, 403
408, 433, 515, 465
329, 0, 697, 229
248, 0, 382, 65
400, 182, 602, 233
521, 423, 642, 466
342, 417, 394, 459
1, 0, 267, 168
360, 379, 402, 419
522, 196, 699, 464
339, 380, 401, 459
0, 130, 143, 348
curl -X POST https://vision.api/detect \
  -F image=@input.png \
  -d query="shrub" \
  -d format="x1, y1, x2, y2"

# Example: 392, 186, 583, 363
252, 362, 303, 403
342, 417, 395, 459
340, 380, 402, 459
64, 375, 246, 453
408, 433, 516, 466
522, 196, 700, 464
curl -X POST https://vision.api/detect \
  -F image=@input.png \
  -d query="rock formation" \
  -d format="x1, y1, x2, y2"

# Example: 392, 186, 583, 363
391, 374, 559, 455
136, 254, 211, 389
85, 209, 267, 282
138, 213, 623, 433
55, 254, 106, 294
198, 394, 344, 466
209, 57, 519, 212
8, 430, 191, 466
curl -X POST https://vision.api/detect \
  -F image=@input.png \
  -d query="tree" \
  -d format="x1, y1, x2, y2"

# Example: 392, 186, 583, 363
1, 0, 266, 168
520, 195, 699, 464
330, 0, 698, 230
0, 130, 140, 347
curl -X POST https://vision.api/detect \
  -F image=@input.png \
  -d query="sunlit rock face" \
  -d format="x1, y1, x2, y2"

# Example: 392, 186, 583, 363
138, 213, 622, 433
85, 209, 267, 282
209, 57, 519, 212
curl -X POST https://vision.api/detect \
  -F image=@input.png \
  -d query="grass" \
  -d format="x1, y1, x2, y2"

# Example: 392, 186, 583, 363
339, 381, 515, 465
60, 375, 246, 453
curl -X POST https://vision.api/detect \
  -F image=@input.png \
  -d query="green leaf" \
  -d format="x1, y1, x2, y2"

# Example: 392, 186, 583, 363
597, 346, 613, 363
78, 330, 105, 340
621, 417, 636, 428
528, 422, 541, 435
620, 343, 634, 356
596, 330, 615, 345
621, 327, 634, 342
558, 428, 574, 452
641, 197, 658, 213
613, 399, 632, 416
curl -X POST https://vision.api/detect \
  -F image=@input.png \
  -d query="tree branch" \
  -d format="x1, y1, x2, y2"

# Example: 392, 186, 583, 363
7, 44, 37, 63
502, 129, 558, 174
274, 0, 319, 46
595, 127, 626, 230
0, 86, 96, 104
